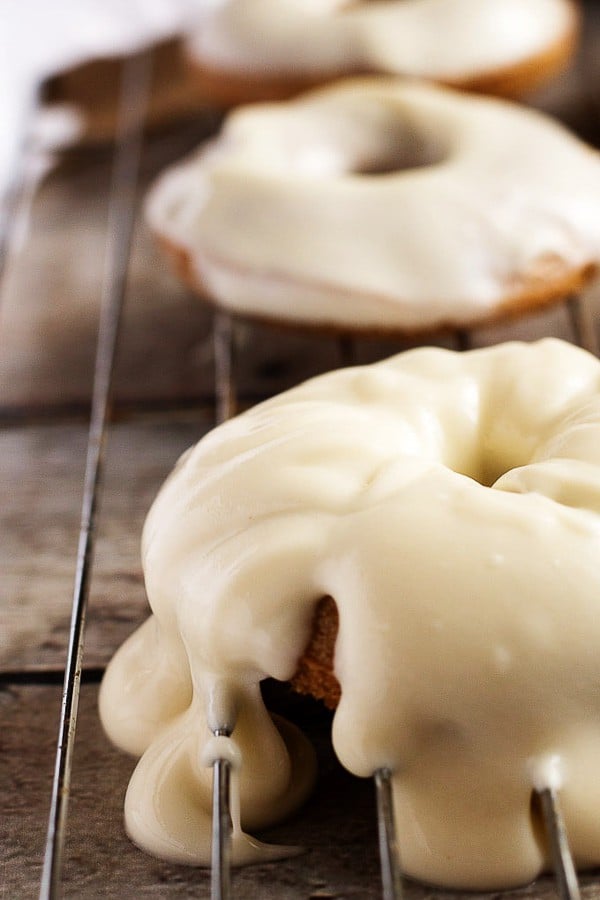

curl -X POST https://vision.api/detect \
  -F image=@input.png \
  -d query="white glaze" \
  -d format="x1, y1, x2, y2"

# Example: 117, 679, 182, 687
147, 80, 600, 332
0, 0, 209, 237
187, 0, 575, 80
101, 338, 600, 888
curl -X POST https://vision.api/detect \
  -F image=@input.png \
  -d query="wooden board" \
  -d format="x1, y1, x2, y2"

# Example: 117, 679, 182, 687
4, 681, 593, 900
3, 6, 600, 896
0, 419, 210, 672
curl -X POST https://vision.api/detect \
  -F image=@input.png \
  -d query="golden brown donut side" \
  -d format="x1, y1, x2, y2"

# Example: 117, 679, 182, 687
156, 231, 596, 339
183, 0, 580, 108
445, 10, 580, 99
45, 40, 211, 142
291, 596, 341, 710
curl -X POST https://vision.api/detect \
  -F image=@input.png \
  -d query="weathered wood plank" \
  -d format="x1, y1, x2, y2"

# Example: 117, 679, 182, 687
4, 682, 598, 899
1, 10, 600, 415
0, 419, 207, 672
0, 128, 403, 414
2, 287, 597, 674
2, 8, 600, 897
1, 682, 378, 899
2, 101, 595, 675
0, 118, 596, 673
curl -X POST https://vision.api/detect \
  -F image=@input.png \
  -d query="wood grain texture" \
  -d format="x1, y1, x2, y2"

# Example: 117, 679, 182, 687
2, 682, 380, 900
5, 682, 600, 900
0, 420, 210, 672
2, 5, 600, 896
0, 128, 406, 415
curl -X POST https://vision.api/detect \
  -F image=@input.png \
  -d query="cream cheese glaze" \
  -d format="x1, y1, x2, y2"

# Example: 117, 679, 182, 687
101, 338, 600, 888
187, 0, 576, 84
147, 79, 600, 333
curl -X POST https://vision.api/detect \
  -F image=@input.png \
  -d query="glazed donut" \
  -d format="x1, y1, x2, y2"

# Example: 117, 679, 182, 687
185, 0, 579, 105
147, 79, 600, 336
101, 338, 600, 889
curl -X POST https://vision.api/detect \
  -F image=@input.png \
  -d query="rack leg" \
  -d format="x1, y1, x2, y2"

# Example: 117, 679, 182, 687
374, 768, 403, 900
214, 311, 237, 424
566, 294, 599, 356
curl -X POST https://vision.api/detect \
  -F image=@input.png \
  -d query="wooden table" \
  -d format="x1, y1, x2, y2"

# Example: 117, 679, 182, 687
2, 13, 600, 896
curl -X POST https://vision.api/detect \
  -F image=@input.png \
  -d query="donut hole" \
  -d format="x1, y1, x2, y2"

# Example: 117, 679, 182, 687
352, 128, 446, 175
271, 103, 449, 178
477, 454, 520, 490
440, 451, 517, 491
461, 441, 539, 490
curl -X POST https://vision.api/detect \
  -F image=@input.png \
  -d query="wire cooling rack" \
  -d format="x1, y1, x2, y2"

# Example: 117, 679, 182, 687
2, 14, 600, 898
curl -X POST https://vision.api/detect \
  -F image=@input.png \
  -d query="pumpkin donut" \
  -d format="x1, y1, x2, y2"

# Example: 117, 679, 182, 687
185, 0, 579, 105
101, 338, 600, 888
147, 79, 600, 336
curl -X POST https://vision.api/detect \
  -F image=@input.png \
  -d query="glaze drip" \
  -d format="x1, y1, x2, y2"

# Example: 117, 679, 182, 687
101, 339, 600, 887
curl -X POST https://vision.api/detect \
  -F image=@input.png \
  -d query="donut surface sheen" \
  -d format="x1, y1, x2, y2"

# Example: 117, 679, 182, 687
147, 79, 600, 335
186, 0, 578, 100
101, 338, 600, 888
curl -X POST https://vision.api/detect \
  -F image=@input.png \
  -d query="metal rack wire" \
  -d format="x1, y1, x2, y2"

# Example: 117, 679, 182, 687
38, 50, 152, 900
1, 40, 598, 900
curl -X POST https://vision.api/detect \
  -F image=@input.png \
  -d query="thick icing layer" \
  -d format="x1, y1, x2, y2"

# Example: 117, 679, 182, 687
187, 0, 576, 81
147, 80, 600, 332
101, 338, 600, 888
